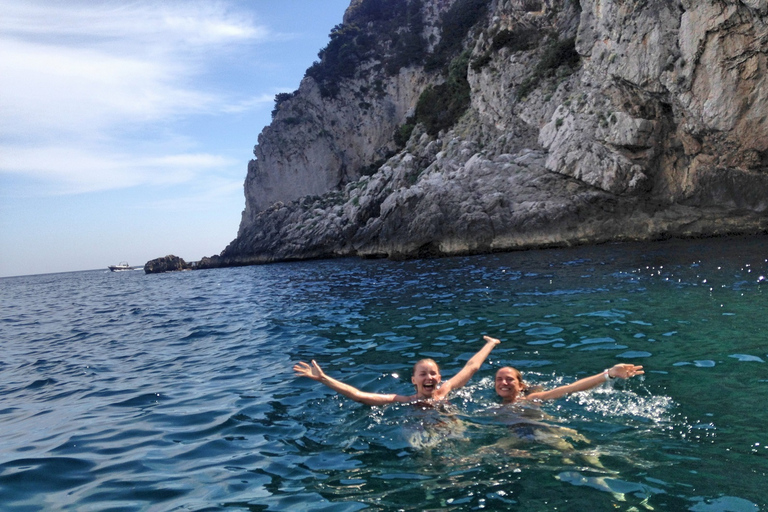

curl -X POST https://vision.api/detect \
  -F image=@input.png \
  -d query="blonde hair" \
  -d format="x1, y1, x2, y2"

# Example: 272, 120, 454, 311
413, 358, 439, 375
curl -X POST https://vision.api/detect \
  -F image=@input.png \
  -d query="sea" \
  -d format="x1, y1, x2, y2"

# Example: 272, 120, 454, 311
1, 234, 767, 511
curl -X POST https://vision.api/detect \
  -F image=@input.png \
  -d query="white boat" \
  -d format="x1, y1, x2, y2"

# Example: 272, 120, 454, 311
108, 262, 134, 272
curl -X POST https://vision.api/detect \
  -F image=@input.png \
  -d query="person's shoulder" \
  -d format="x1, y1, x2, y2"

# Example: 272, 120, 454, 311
521, 391, 546, 401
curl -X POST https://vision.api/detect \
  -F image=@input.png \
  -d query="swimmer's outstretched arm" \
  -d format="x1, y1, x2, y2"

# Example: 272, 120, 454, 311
526, 363, 644, 401
437, 335, 501, 398
293, 360, 411, 406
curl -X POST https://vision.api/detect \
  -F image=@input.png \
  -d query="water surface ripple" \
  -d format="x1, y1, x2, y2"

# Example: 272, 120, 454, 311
1, 235, 767, 510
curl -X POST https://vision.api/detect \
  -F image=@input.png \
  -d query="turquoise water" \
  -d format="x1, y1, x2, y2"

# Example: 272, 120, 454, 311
1, 235, 766, 511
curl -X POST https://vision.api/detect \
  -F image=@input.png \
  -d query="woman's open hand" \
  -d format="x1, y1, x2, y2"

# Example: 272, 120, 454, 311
293, 360, 326, 381
607, 363, 644, 379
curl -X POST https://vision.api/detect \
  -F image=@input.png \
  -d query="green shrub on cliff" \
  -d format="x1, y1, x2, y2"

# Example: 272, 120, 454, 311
305, 0, 426, 97
471, 27, 542, 71
306, 24, 369, 97
304, 0, 490, 100
271, 91, 296, 119
426, 0, 491, 71
416, 51, 472, 136
394, 119, 416, 147
517, 36, 580, 99
350, 0, 425, 72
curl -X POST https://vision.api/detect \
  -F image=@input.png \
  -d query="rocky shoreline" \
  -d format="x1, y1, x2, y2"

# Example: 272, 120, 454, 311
146, 0, 768, 273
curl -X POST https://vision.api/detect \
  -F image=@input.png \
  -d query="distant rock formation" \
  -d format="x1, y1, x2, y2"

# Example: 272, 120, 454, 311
192, 0, 768, 270
144, 255, 191, 274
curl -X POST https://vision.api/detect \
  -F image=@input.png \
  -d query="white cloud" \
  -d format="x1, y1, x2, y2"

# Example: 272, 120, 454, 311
0, 37, 213, 142
0, 0, 271, 195
0, 143, 239, 195
0, 0, 267, 49
145, 176, 245, 212
221, 93, 283, 114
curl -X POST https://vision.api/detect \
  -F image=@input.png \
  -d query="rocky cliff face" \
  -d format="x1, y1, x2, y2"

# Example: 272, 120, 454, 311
200, 0, 768, 270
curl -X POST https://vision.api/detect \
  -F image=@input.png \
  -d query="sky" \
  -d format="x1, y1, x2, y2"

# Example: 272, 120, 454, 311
0, 0, 353, 277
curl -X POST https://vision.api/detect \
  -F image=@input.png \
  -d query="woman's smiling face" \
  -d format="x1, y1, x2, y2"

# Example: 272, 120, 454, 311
412, 360, 441, 398
495, 367, 524, 402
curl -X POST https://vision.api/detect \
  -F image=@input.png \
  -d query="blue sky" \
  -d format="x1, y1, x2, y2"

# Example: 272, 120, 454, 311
0, 0, 352, 277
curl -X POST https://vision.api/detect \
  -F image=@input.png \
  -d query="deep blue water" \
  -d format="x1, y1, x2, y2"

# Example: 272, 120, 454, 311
1, 235, 767, 511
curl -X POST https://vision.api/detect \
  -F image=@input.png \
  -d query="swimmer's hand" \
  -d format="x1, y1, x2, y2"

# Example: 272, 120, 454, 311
483, 335, 501, 346
606, 363, 644, 379
293, 360, 326, 381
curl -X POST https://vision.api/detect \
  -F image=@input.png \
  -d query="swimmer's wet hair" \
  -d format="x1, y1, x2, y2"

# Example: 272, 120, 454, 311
413, 358, 439, 375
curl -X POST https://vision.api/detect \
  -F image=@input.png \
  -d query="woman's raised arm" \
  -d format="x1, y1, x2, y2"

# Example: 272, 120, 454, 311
294, 360, 410, 406
436, 336, 501, 399
526, 363, 644, 401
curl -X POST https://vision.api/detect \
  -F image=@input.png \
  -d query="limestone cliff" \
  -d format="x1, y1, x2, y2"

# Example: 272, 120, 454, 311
200, 0, 768, 269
